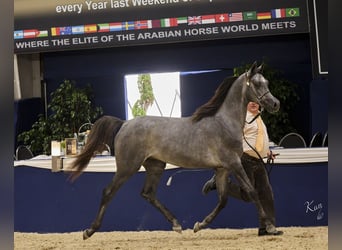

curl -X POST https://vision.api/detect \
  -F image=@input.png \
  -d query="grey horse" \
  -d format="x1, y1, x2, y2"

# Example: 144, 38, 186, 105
69, 61, 280, 240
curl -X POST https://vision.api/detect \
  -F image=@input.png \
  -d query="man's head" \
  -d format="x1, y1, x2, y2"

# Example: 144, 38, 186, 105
247, 102, 260, 115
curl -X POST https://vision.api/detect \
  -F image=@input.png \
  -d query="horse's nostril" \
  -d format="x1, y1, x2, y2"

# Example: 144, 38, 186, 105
274, 100, 280, 110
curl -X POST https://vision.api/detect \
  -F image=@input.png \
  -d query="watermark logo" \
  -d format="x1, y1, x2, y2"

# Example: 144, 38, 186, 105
304, 200, 324, 220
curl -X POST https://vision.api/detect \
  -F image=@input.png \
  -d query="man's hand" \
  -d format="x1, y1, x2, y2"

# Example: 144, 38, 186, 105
267, 151, 279, 163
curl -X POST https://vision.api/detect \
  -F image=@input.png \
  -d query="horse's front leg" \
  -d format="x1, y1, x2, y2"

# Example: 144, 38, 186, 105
194, 168, 229, 232
231, 162, 276, 233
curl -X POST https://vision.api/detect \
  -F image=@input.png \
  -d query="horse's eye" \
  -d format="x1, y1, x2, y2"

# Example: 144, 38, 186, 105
251, 80, 260, 87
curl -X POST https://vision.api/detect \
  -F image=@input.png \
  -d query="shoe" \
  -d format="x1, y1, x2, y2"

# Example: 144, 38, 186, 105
202, 177, 216, 195
258, 228, 284, 236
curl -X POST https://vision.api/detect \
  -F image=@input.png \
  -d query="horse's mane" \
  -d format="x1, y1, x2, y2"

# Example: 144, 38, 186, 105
191, 75, 238, 122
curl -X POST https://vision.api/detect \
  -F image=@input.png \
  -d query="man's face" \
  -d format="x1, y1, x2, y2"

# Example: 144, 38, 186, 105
247, 102, 260, 114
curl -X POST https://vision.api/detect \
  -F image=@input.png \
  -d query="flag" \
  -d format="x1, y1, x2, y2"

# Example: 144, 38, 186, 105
188, 16, 202, 25
243, 11, 257, 20
109, 22, 123, 31
135, 20, 152, 29
228, 12, 243, 22
72, 25, 85, 34
271, 9, 286, 18
59, 26, 72, 35
84, 24, 97, 33
123, 21, 135, 30
201, 15, 216, 24
286, 8, 300, 17
215, 14, 229, 23
37, 30, 48, 37
160, 18, 178, 27
23, 29, 38, 38
51, 27, 60, 36
257, 12, 271, 20
177, 17, 187, 25
152, 19, 161, 28
14, 30, 24, 39
97, 23, 110, 32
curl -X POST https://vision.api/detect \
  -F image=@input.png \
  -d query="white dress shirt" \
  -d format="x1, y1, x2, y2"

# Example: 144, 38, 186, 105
242, 111, 270, 158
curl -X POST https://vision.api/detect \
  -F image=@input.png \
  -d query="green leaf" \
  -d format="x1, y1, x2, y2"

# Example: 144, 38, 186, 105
16, 79, 103, 155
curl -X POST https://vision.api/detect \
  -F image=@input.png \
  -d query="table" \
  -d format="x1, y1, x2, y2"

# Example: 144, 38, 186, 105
14, 147, 328, 172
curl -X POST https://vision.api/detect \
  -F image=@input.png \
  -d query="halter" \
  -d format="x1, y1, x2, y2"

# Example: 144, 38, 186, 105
245, 75, 270, 102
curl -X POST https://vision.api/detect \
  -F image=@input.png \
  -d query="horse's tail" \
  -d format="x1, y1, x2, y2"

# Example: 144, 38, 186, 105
68, 115, 124, 182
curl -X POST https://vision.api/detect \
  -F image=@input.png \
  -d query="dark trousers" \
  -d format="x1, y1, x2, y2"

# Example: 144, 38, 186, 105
227, 153, 276, 229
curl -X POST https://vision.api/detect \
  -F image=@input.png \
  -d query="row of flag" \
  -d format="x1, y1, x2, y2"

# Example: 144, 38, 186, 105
14, 7, 300, 39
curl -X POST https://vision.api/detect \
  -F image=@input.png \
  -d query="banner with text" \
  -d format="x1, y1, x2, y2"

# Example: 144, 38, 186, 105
14, 0, 309, 53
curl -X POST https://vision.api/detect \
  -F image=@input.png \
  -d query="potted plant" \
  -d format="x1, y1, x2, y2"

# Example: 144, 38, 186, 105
17, 80, 103, 155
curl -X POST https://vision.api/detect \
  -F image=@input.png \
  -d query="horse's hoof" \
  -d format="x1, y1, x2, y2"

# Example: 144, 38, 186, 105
266, 224, 277, 234
173, 225, 182, 233
83, 229, 90, 240
193, 222, 201, 233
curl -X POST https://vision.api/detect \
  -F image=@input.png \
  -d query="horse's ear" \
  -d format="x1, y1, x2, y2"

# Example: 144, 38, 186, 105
257, 63, 264, 73
246, 61, 257, 78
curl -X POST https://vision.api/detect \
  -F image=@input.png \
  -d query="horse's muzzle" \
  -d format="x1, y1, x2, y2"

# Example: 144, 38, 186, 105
270, 98, 280, 113
262, 97, 280, 113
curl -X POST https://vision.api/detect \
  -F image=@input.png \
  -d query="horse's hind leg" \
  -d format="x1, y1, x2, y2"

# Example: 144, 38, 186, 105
83, 167, 139, 240
142, 159, 182, 233
194, 168, 229, 232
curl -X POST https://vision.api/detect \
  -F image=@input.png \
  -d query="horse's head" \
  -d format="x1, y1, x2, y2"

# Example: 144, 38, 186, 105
245, 62, 280, 113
